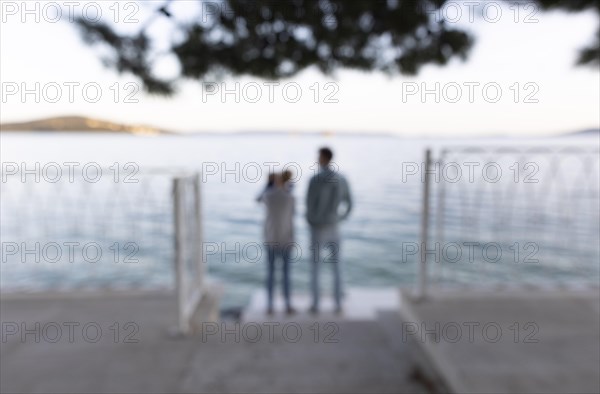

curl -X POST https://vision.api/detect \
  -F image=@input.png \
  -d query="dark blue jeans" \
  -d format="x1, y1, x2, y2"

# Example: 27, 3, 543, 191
266, 245, 292, 310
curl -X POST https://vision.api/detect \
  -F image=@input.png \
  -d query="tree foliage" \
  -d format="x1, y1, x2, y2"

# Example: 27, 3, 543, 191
74, 0, 600, 95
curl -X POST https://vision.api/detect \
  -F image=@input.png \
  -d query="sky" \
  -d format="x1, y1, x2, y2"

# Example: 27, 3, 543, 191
1, 0, 599, 136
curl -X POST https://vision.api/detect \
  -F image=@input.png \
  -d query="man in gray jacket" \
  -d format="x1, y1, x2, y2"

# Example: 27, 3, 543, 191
306, 147, 352, 314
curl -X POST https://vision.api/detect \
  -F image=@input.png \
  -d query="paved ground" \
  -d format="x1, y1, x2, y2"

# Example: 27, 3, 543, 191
400, 289, 600, 394
243, 288, 401, 321
0, 290, 445, 394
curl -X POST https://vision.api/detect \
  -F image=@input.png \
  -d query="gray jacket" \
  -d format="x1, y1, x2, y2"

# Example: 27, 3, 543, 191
306, 167, 352, 227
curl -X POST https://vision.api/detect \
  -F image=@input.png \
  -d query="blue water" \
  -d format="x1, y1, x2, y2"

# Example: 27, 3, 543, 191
1, 133, 599, 307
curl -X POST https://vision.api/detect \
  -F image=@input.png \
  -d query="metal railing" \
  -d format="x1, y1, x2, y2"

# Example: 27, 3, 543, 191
417, 146, 600, 298
1, 167, 206, 333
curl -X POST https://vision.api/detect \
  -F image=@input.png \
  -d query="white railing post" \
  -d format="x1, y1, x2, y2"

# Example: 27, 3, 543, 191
173, 177, 189, 334
416, 149, 432, 300
194, 174, 205, 290
434, 150, 446, 283
173, 173, 207, 336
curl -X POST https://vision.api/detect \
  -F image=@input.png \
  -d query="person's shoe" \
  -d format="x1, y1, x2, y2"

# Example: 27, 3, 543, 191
334, 306, 343, 316
266, 307, 274, 316
285, 306, 297, 316
308, 306, 319, 315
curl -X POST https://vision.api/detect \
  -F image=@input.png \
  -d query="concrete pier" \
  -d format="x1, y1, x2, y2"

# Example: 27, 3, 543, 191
399, 289, 600, 394
0, 289, 443, 394
3, 287, 597, 393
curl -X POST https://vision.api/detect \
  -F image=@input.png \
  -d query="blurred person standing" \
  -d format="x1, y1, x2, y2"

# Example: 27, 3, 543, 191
260, 172, 296, 315
306, 147, 353, 314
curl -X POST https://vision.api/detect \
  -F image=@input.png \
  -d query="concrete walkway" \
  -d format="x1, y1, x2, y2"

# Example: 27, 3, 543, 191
243, 288, 402, 321
400, 290, 600, 394
1, 290, 444, 394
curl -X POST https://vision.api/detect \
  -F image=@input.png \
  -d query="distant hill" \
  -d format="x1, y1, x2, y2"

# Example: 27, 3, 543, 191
0, 116, 171, 135
565, 128, 600, 137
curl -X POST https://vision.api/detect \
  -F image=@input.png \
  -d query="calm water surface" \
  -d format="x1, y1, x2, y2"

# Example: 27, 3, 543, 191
1, 133, 598, 307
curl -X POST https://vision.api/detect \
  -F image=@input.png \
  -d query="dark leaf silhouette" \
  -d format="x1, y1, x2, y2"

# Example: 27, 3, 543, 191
74, 0, 599, 95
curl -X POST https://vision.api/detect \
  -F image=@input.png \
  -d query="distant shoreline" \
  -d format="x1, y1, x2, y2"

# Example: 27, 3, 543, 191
0, 116, 171, 135
2, 130, 598, 139
1, 116, 598, 138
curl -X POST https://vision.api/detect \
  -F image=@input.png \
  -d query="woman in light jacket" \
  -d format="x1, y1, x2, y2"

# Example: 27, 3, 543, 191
259, 172, 296, 315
